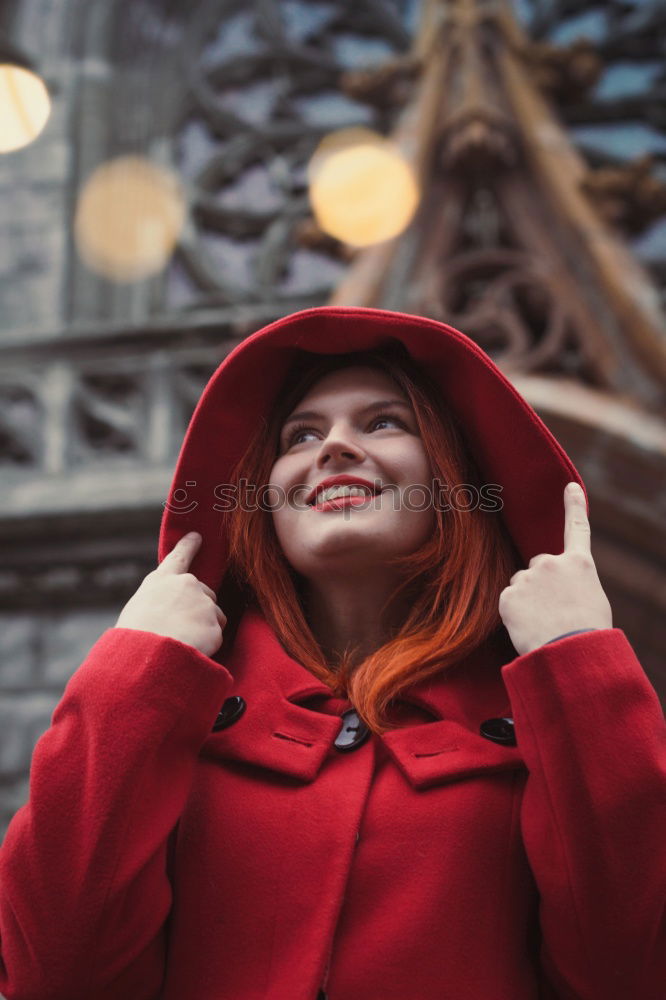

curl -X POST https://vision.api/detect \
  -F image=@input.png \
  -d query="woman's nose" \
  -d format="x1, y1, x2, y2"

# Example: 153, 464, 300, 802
315, 426, 363, 464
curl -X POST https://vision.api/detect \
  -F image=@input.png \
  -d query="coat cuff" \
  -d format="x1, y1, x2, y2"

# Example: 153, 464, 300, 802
544, 628, 598, 645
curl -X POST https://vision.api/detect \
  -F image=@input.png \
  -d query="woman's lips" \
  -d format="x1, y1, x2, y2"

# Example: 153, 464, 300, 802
311, 493, 379, 512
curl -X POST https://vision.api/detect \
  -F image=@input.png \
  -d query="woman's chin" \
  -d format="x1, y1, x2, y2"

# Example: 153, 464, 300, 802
289, 536, 390, 576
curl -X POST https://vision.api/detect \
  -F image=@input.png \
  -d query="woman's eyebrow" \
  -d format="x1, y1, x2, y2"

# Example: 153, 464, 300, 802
282, 398, 412, 429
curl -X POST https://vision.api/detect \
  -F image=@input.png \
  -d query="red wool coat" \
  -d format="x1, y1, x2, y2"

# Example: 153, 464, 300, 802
0, 306, 664, 1000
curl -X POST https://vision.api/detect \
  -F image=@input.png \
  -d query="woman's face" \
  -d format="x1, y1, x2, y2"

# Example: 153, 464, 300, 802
267, 366, 436, 579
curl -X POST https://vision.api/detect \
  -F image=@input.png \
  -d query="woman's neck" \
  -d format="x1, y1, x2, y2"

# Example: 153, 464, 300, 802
302, 571, 415, 667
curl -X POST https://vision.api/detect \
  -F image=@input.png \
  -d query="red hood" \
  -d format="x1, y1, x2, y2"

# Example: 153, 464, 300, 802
159, 306, 585, 616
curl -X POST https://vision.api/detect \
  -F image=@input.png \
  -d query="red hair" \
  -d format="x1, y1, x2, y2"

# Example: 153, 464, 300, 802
224, 340, 521, 735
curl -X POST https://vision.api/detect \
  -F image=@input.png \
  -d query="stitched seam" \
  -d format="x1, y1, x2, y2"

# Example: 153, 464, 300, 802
262, 794, 298, 997
498, 767, 525, 986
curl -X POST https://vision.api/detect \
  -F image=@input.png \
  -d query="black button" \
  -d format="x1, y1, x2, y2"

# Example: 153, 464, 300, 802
334, 708, 370, 752
480, 717, 516, 746
212, 696, 246, 732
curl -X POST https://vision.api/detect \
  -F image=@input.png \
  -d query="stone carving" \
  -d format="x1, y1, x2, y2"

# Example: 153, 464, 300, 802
581, 155, 666, 237
0, 352, 218, 474
168, 0, 415, 309
515, 38, 603, 105
0, 383, 41, 467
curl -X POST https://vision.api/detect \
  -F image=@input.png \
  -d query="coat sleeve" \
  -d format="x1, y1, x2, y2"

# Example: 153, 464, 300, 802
501, 628, 666, 1000
0, 627, 233, 1000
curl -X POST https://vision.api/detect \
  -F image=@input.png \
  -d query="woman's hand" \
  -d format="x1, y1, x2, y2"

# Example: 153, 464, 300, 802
498, 483, 613, 656
115, 532, 227, 657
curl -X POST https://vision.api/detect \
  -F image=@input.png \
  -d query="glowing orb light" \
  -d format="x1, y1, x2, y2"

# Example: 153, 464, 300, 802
307, 128, 420, 247
0, 64, 51, 153
74, 155, 186, 282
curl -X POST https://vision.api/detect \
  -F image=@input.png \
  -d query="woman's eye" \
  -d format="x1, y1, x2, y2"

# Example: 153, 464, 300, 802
284, 413, 405, 448
370, 415, 403, 431
288, 426, 316, 446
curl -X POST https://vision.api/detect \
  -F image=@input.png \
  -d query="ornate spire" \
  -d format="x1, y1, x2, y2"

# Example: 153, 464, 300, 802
330, 0, 666, 412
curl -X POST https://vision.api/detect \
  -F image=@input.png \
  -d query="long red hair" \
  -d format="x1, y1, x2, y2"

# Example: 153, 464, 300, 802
224, 339, 521, 735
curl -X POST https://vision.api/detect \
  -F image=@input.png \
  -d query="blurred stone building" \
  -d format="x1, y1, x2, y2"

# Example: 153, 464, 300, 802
0, 0, 665, 842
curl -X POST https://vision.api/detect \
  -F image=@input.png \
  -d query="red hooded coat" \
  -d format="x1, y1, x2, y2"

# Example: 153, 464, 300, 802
0, 307, 664, 1000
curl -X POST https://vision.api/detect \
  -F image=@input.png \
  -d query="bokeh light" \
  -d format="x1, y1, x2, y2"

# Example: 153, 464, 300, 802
0, 64, 51, 153
307, 127, 420, 247
74, 155, 186, 283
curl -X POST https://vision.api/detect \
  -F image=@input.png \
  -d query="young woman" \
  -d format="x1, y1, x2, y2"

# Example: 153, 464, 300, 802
0, 306, 664, 1000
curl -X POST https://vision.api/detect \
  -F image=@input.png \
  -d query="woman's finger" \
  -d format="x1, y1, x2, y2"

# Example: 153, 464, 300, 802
155, 533, 202, 575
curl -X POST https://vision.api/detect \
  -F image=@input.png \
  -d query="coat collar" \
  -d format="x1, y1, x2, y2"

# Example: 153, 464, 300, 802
201, 606, 526, 788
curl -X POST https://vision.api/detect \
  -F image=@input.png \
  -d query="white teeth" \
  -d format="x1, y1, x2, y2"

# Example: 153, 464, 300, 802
316, 485, 372, 503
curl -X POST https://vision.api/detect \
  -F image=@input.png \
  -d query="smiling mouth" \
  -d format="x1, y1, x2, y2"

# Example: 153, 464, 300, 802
310, 491, 382, 511
308, 486, 383, 506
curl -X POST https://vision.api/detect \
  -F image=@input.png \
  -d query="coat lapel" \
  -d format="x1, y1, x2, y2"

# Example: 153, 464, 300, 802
201, 606, 527, 788
201, 606, 342, 782
382, 720, 525, 790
